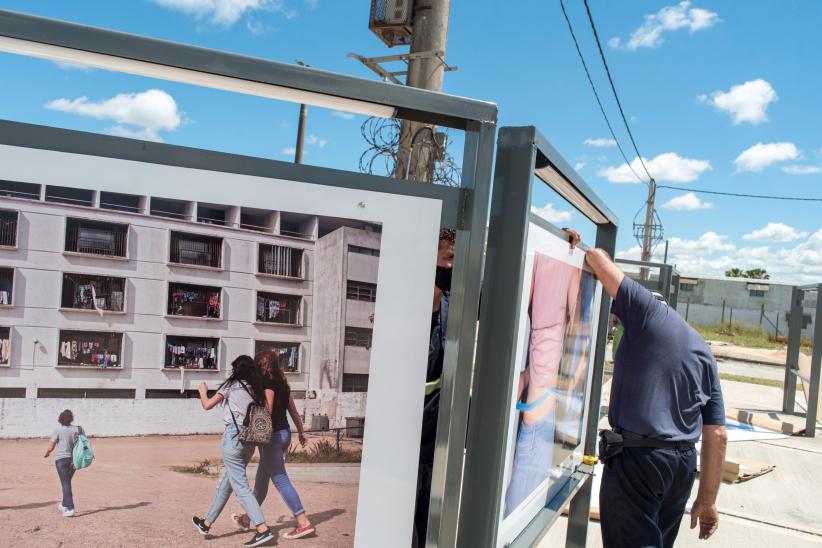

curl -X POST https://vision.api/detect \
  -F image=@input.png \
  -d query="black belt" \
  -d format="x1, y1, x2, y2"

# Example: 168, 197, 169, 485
599, 429, 695, 463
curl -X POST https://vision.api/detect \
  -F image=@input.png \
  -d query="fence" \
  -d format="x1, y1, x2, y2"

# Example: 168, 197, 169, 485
677, 299, 817, 339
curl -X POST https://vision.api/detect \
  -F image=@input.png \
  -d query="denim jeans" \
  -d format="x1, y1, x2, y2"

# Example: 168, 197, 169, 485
504, 409, 556, 516
205, 425, 267, 527
55, 457, 75, 510
254, 428, 305, 516
600, 446, 697, 548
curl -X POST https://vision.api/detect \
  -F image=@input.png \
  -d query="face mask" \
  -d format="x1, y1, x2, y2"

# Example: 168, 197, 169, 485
435, 266, 453, 292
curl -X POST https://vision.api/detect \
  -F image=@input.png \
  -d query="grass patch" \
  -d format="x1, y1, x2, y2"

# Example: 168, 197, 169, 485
719, 373, 784, 389
691, 322, 785, 350
171, 458, 219, 476
286, 439, 362, 464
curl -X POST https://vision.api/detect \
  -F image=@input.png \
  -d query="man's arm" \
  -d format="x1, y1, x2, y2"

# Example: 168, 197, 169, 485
584, 248, 624, 299
690, 424, 727, 540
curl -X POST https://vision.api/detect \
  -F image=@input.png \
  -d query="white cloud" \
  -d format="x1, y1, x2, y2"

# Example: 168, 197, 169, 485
45, 89, 183, 142
332, 110, 355, 120
584, 138, 616, 148
743, 222, 808, 242
734, 142, 799, 173
281, 146, 297, 156
610, 1, 719, 51
599, 152, 711, 183
531, 203, 572, 223
246, 18, 274, 34
618, 229, 822, 284
698, 79, 777, 125
305, 134, 327, 148
150, 0, 294, 26
783, 165, 822, 175
54, 61, 95, 72
661, 192, 713, 210
305, 0, 318, 8
574, 162, 586, 171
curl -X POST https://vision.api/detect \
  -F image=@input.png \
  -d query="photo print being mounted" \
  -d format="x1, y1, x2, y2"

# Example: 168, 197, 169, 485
498, 218, 603, 544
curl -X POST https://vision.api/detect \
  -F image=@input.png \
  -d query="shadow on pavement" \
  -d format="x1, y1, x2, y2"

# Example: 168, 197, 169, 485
0, 500, 58, 511
80, 501, 152, 517
210, 508, 346, 541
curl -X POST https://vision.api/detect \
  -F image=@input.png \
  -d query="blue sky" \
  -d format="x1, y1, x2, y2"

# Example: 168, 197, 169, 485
1, 1, 821, 282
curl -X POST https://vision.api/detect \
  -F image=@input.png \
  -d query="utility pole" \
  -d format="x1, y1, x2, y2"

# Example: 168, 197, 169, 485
640, 177, 657, 280
294, 60, 308, 164
395, 0, 451, 182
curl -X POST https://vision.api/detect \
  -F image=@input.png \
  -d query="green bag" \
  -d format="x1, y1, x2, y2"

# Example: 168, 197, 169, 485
72, 430, 94, 470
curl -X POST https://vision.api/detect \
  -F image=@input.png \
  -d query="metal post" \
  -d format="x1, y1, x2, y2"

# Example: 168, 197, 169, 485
566, 223, 618, 548
686, 300, 690, 322
760, 303, 765, 328
807, 284, 822, 437
336, 428, 341, 457
427, 121, 496, 548
783, 287, 803, 413
639, 178, 657, 281
663, 239, 669, 264
457, 127, 536, 547
729, 308, 734, 328
721, 300, 726, 324
294, 60, 308, 164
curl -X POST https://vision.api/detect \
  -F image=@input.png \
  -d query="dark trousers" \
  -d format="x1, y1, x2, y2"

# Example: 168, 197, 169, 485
413, 462, 433, 548
55, 457, 76, 510
600, 446, 697, 548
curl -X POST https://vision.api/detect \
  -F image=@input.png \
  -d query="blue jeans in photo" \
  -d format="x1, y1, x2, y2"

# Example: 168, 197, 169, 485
205, 425, 267, 527
504, 408, 556, 516
254, 428, 305, 516
55, 457, 75, 510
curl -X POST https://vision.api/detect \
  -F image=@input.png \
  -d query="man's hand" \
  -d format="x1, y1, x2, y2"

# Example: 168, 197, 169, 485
561, 228, 581, 249
690, 498, 719, 540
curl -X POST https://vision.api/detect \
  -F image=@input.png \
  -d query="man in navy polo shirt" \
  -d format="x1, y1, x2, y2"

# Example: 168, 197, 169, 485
585, 249, 728, 548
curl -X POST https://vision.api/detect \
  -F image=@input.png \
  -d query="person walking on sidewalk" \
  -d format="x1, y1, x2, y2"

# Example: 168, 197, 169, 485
43, 409, 83, 518
585, 249, 728, 548
232, 350, 316, 540
192, 355, 276, 547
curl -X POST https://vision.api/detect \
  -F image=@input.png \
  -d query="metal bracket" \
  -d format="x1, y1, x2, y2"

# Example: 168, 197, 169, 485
348, 50, 458, 85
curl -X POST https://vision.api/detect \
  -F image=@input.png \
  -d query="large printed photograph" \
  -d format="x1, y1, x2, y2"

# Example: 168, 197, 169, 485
0, 143, 441, 548
499, 220, 602, 542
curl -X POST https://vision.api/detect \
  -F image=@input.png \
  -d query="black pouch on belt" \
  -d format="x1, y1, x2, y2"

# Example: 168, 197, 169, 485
598, 430, 624, 463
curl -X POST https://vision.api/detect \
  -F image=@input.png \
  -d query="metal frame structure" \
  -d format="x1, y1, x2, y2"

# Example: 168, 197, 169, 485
0, 9, 498, 547
459, 126, 618, 548
783, 284, 822, 437
615, 258, 679, 308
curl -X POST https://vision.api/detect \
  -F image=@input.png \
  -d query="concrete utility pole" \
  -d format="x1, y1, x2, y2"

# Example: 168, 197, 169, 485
639, 177, 657, 279
395, 0, 451, 182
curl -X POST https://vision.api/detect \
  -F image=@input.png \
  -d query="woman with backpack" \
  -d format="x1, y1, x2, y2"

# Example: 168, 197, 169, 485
231, 350, 316, 540
43, 409, 85, 517
192, 355, 276, 548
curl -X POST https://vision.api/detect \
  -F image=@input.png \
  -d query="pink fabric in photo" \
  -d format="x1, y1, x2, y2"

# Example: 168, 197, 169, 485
528, 252, 580, 389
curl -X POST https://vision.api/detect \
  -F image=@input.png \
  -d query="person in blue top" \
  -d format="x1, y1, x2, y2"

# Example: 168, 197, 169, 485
585, 248, 728, 548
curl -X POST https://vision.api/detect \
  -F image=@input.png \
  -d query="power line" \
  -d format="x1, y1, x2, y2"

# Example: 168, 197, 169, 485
582, 0, 654, 183
657, 185, 822, 202
558, 0, 645, 185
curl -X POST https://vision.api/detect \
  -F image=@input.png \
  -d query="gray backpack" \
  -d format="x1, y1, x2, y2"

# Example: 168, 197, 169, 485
228, 382, 272, 446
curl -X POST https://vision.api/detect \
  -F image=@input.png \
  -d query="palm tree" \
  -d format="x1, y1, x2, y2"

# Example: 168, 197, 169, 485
725, 268, 744, 278
744, 268, 770, 280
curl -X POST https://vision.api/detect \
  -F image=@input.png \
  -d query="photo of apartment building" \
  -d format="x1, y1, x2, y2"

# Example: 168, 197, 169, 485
0, 179, 381, 437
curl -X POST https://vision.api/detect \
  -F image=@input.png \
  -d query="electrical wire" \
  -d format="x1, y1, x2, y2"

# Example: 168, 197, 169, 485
657, 185, 822, 202
558, 0, 646, 185
582, 0, 654, 184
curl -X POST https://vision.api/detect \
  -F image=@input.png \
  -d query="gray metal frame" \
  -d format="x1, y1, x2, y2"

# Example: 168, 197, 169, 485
0, 10, 498, 546
783, 284, 822, 437
615, 258, 677, 306
458, 126, 618, 547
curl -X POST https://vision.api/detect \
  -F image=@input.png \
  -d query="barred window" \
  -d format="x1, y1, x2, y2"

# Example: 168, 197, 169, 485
0, 210, 18, 247
258, 244, 304, 278
345, 327, 373, 349
165, 336, 219, 370
58, 330, 123, 368
255, 341, 301, 373
170, 232, 222, 268
346, 281, 377, 302
61, 273, 126, 312
65, 218, 128, 257
342, 373, 369, 393
168, 283, 221, 318
256, 292, 302, 325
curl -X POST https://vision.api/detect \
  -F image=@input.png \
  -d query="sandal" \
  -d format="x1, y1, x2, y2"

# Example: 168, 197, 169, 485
283, 523, 316, 540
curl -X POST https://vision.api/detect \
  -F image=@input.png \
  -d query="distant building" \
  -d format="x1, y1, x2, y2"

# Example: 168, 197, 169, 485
0, 179, 380, 437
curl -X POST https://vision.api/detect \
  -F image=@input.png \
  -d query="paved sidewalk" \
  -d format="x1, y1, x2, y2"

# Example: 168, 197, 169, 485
0, 435, 358, 547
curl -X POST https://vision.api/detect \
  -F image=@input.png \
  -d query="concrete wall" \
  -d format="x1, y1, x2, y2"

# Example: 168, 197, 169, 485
675, 277, 817, 338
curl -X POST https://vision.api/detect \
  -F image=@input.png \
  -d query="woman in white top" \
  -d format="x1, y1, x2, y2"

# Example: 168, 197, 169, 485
192, 355, 275, 548
43, 409, 84, 517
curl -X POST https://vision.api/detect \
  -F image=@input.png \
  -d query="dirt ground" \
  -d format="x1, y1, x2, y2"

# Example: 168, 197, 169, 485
0, 435, 358, 548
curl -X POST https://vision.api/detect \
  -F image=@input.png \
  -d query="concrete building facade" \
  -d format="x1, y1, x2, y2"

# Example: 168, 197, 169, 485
675, 275, 817, 338
0, 179, 380, 437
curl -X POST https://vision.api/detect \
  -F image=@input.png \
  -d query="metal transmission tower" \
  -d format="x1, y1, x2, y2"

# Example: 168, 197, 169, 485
633, 177, 664, 276
352, 0, 457, 183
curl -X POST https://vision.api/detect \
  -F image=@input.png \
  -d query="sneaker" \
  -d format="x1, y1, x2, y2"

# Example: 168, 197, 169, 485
192, 516, 210, 537
57, 503, 67, 512
283, 524, 316, 540
62, 509, 75, 518
243, 528, 275, 547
